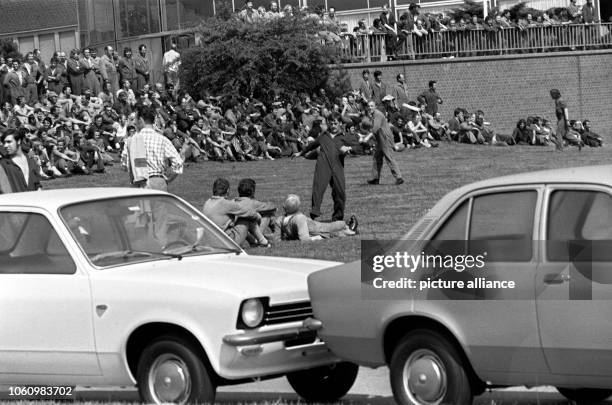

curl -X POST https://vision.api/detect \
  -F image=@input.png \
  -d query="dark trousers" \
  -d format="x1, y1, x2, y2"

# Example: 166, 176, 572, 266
311, 163, 346, 221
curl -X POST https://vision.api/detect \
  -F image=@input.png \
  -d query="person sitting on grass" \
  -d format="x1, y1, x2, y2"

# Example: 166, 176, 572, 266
233, 178, 276, 247
278, 194, 358, 241
202, 178, 267, 247
580, 119, 603, 147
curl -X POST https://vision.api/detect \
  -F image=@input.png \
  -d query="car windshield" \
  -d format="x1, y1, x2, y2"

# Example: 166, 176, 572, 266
60, 195, 241, 268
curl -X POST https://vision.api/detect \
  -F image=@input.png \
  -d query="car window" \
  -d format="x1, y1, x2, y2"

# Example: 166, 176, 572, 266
547, 190, 612, 262
0, 212, 76, 274
60, 195, 240, 268
469, 190, 537, 262
425, 200, 468, 256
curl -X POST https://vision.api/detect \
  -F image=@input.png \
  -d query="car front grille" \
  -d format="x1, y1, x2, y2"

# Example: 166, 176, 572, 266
264, 301, 313, 326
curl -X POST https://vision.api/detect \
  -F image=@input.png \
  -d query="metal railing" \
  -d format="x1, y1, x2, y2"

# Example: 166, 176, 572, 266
338, 23, 612, 61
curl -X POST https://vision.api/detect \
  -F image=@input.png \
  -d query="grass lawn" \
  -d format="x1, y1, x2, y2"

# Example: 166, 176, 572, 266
46, 144, 610, 263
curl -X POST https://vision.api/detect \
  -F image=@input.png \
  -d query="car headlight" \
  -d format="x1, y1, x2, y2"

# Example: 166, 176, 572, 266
239, 298, 265, 329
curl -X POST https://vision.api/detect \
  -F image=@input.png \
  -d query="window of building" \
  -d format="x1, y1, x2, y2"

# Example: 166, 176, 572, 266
328, 0, 369, 11
115, 0, 161, 39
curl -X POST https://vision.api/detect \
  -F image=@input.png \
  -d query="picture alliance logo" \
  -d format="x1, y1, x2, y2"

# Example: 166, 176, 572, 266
371, 251, 488, 273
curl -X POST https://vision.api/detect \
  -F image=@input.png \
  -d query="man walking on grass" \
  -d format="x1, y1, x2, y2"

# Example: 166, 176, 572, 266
365, 101, 404, 185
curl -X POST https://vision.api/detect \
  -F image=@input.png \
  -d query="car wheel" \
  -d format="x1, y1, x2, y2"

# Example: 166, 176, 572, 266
286, 361, 358, 402
557, 387, 612, 404
137, 337, 216, 405
390, 330, 472, 405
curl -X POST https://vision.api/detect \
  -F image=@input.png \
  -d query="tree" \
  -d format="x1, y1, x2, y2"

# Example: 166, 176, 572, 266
0, 39, 22, 60
180, 15, 344, 104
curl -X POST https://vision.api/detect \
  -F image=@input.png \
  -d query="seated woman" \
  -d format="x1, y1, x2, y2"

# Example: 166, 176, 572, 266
511, 119, 533, 145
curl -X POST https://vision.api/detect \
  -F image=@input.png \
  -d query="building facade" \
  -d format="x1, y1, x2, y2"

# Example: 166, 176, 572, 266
0, 0, 80, 65
0, 0, 605, 83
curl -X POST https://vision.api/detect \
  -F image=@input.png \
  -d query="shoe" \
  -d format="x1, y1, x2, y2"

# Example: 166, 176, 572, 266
367, 178, 379, 185
396, 178, 405, 185
348, 214, 359, 233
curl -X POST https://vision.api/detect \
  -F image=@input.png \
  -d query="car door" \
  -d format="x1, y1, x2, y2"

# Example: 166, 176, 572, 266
536, 185, 612, 376
421, 186, 548, 376
0, 209, 100, 381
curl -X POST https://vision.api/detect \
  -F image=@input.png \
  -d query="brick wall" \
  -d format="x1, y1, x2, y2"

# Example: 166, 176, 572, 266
340, 50, 612, 136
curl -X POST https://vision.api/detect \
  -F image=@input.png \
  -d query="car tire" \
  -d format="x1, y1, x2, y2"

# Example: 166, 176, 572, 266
137, 336, 216, 405
286, 361, 358, 402
557, 387, 612, 404
390, 329, 473, 405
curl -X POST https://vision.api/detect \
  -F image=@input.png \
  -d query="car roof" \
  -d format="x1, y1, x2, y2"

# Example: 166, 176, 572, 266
430, 165, 612, 216
0, 188, 168, 210
465, 164, 612, 190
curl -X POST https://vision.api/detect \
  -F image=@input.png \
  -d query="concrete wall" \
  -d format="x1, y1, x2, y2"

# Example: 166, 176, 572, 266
340, 50, 612, 135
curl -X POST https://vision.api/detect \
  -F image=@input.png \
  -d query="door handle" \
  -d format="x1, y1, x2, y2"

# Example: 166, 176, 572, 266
543, 273, 571, 284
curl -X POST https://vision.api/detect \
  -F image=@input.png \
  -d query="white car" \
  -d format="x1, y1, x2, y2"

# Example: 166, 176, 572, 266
0, 188, 358, 404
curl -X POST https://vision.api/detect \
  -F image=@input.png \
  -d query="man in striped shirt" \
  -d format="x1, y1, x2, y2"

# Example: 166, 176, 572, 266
122, 105, 183, 191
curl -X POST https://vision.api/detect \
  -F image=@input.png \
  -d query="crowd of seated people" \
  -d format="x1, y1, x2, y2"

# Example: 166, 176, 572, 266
0, 38, 605, 194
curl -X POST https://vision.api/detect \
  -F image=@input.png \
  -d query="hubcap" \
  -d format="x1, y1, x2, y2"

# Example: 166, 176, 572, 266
148, 354, 192, 404
402, 349, 447, 405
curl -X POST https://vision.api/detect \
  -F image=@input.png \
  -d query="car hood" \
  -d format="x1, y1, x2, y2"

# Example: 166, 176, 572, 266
97, 253, 341, 303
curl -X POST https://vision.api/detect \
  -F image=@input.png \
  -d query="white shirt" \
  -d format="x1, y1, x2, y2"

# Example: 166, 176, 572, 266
12, 153, 29, 186
162, 49, 181, 73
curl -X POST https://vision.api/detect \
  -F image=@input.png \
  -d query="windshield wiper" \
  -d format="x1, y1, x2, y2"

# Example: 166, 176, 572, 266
91, 250, 183, 263
163, 244, 243, 258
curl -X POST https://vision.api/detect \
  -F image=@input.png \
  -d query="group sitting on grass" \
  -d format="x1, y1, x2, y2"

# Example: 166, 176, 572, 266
202, 178, 359, 247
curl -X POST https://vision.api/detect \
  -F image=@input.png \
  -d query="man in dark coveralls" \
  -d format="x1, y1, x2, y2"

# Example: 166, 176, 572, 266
293, 114, 353, 221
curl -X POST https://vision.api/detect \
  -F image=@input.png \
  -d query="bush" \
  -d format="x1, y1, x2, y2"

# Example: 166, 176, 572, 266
180, 15, 343, 104
0, 39, 22, 60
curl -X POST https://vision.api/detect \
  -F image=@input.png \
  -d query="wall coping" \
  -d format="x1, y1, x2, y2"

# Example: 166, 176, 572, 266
337, 49, 612, 69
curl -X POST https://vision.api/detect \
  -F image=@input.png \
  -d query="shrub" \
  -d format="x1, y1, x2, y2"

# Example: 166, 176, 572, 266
180, 15, 343, 104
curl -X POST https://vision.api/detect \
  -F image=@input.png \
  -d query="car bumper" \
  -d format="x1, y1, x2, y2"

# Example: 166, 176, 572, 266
222, 318, 322, 346
217, 318, 340, 380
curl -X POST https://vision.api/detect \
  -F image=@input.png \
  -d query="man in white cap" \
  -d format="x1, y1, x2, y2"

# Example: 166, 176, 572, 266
278, 194, 357, 241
